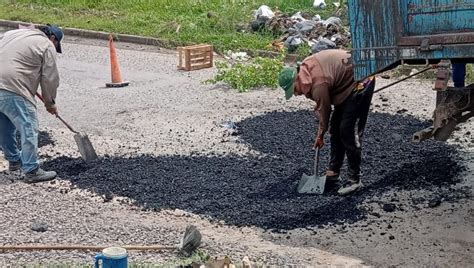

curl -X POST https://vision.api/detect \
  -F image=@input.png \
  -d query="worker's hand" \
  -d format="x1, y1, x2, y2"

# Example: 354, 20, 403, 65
46, 105, 58, 115
314, 134, 324, 149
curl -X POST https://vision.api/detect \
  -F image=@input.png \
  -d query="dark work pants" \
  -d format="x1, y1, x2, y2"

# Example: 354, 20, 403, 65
328, 80, 375, 181
452, 63, 466, 88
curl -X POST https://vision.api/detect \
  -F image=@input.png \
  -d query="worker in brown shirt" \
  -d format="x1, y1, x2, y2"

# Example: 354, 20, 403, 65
278, 49, 375, 195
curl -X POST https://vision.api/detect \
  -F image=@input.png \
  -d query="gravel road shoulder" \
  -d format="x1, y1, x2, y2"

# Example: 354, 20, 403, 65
0, 34, 472, 267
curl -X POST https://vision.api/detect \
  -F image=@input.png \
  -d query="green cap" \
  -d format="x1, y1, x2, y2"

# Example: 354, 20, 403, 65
278, 67, 297, 100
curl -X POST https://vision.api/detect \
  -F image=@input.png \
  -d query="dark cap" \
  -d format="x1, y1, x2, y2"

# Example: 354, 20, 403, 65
46, 24, 63, 53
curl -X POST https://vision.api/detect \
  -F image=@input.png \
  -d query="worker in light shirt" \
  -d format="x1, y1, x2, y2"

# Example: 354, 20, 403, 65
0, 24, 63, 183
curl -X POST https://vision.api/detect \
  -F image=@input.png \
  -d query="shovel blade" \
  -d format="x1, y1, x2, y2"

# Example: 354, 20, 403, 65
297, 173, 326, 194
74, 133, 98, 162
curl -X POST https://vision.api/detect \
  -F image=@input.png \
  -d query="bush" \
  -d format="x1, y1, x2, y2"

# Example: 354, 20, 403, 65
208, 55, 284, 92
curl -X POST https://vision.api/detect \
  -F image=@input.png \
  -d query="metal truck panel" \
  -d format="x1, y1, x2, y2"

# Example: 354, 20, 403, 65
406, 0, 474, 35
348, 0, 474, 81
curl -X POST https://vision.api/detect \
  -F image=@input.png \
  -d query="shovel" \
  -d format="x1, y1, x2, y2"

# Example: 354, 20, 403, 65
297, 147, 326, 194
36, 94, 98, 162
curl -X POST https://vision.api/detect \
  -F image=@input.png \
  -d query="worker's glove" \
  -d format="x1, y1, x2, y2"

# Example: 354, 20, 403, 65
46, 105, 58, 116
314, 134, 324, 149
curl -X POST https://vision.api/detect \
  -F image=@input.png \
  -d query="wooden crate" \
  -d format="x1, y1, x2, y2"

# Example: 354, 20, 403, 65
178, 44, 213, 71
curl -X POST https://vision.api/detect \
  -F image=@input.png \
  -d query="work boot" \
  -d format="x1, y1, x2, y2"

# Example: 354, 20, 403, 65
8, 160, 22, 172
325, 170, 340, 183
337, 179, 363, 196
24, 168, 57, 184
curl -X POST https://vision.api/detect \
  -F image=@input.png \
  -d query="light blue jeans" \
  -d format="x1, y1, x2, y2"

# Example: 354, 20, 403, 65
0, 89, 39, 173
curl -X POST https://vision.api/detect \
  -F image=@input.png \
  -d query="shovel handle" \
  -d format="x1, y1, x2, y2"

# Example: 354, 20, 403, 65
55, 114, 78, 134
35, 93, 78, 134
314, 147, 320, 176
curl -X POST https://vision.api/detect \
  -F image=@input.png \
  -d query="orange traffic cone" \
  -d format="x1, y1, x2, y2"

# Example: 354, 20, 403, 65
106, 34, 129, 88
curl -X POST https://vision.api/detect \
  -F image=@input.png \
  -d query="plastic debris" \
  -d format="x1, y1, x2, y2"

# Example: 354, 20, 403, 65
311, 37, 336, 54
250, 7, 350, 54
252, 5, 275, 31
255, 5, 274, 20
313, 0, 327, 9
291, 12, 306, 22
226, 51, 249, 61
410, 68, 420, 76
284, 35, 304, 52
220, 120, 237, 130
330, 33, 344, 43
291, 20, 316, 34
322, 17, 342, 27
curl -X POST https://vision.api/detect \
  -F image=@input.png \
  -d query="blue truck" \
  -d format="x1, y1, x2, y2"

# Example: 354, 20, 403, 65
347, 0, 474, 141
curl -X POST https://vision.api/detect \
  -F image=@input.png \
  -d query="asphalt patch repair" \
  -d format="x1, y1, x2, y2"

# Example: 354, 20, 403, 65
43, 111, 467, 230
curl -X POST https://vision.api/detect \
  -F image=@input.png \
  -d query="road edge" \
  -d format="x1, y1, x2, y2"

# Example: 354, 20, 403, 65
0, 19, 179, 47
0, 19, 299, 62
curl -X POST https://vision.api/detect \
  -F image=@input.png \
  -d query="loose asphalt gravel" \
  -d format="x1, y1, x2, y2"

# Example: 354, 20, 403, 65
43, 111, 466, 231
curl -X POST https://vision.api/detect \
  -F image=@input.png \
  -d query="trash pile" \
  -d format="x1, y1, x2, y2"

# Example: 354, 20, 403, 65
251, 4, 351, 54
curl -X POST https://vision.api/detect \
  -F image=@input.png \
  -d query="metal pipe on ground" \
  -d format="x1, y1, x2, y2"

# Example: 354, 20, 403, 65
0, 225, 202, 255
374, 66, 434, 94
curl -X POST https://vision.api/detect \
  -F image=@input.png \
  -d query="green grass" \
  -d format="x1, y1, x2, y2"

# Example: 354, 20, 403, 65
466, 64, 474, 85
0, 0, 338, 53
208, 53, 285, 92
20, 250, 210, 267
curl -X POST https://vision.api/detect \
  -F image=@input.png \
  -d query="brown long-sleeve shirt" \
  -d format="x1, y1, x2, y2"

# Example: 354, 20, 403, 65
295, 49, 357, 135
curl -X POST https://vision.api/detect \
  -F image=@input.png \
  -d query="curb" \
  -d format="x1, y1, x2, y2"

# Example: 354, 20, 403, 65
0, 19, 299, 62
0, 19, 181, 47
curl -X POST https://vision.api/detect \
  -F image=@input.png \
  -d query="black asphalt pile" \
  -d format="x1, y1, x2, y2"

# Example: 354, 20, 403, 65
43, 111, 466, 230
